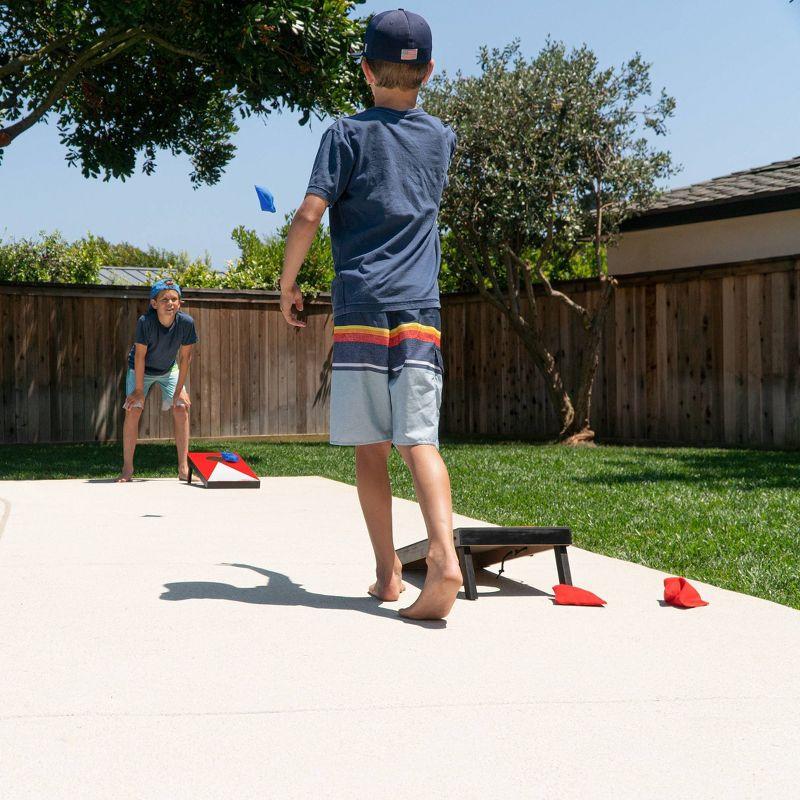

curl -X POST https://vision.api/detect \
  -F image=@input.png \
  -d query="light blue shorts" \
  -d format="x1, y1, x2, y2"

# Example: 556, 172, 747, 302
124, 364, 183, 411
330, 308, 443, 447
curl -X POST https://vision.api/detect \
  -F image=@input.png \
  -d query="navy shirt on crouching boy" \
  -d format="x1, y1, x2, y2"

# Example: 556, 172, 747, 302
306, 106, 457, 316
127, 309, 198, 375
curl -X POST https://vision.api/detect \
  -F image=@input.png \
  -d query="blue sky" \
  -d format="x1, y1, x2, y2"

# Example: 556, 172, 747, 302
1, 0, 799, 267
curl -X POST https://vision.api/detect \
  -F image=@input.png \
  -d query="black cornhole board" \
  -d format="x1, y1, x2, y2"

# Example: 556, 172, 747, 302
396, 526, 573, 600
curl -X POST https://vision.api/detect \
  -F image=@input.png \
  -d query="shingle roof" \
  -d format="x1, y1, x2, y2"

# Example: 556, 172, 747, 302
623, 156, 800, 231
97, 266, 153, 285
652, 156, 800, 210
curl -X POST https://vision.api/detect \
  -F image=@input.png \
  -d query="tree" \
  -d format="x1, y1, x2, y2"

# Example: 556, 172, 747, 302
0, 230, 104, 283
221, 218, 333, 295
0, 1, 369, 184
117, 217, 333, 293
424, 41, 676, 444
0, 219, 334, 294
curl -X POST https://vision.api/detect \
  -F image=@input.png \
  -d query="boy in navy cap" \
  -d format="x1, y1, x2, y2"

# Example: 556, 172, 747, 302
117, 278, 198, 482
279, 9, 461, 619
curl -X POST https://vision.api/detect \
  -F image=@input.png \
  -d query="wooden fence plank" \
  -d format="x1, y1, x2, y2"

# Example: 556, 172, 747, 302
1, 295, 14, 441
698, 278, 715, 443
211, 303, 223, 438
733, 273, 749, 446
268, 309, 279, 434
760, 274, 774, 446
786, 267, 800, 446
769, 272, 785, 446
721, 277, 737, 444
746, 274, 763, 445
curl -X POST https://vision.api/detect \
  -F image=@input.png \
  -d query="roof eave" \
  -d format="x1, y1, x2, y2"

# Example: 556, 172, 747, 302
621, 187, 800, 232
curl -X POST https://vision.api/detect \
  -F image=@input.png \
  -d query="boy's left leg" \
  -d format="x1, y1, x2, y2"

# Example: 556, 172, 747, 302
388, 308, 460, 619
396, 444, 461, 620
159, 369, 190, 480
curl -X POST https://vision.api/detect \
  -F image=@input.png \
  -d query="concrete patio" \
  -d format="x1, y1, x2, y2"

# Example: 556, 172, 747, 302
0, 476, 798, 798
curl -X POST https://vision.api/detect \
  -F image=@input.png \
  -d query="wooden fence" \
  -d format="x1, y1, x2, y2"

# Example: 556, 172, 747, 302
440, 255, 800, 447
0, 284, 333, 444
2, 253, 800, 447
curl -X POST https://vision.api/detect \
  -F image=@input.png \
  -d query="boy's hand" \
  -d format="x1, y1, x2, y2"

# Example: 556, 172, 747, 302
173, 388, 191, 409
124, 389, 145, 410
280, 282, 306, 328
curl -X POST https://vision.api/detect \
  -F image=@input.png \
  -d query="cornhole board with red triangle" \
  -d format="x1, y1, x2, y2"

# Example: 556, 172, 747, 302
186, 452, 260, 488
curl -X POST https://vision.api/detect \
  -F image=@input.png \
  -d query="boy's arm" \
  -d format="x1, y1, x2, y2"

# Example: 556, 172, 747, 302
278, 193, 328, 328
174, 344, 194, 407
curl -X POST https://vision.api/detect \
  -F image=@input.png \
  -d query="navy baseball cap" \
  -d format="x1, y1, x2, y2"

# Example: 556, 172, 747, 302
150, 278, 181, 299
355, 9, 432, 64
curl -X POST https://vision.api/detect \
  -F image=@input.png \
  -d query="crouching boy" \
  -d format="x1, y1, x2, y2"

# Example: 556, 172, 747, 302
117, 279, 197, 482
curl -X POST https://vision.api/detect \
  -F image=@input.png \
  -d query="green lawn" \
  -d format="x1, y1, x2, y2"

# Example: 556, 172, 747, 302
1, 439, 798, 609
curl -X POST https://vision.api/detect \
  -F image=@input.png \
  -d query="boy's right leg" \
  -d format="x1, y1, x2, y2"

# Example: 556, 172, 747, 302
117, 406, 143, 482
355, 441, 404, 601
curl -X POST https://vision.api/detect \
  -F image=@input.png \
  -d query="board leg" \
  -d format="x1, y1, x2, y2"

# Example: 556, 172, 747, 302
554, 545, 572, 585
186, 464, 193, 484
457, 546, 478, 601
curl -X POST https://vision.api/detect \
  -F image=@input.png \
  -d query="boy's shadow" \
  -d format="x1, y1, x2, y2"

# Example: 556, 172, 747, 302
160, 563, 446, 627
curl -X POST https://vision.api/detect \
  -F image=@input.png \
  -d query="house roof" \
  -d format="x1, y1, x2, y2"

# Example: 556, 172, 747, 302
97, 266, 153, 285
622, 156, 800, 231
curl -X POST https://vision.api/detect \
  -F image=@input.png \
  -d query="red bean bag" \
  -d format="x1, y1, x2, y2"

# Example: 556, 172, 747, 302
552, 584, 606, 606
663, 577, 709, 608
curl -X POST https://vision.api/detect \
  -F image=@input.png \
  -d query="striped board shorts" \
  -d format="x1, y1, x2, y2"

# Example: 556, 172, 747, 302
330, 308, 444, 447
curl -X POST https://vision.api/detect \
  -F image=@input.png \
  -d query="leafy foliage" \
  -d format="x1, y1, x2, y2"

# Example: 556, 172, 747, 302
221, 219, 333, 296
423, 40, 676, 285
0, 1, 370, 184
422, 40, 677, 439
93, 236, 214, 273
0, 220, 334, 295
0, 230, 104, 283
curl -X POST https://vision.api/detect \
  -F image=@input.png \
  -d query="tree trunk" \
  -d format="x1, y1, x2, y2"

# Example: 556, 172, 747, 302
466, 251, 616, 445
558, 277, 616, 445
513, 277, 616, 445
515, 322, 575, 435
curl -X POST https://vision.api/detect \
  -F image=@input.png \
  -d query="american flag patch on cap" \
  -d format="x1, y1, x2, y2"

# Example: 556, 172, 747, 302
400, 48, 418, 61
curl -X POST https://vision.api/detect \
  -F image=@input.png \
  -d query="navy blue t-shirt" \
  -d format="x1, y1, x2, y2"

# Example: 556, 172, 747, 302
127, 309, 198, 375
306, 106, 456, 316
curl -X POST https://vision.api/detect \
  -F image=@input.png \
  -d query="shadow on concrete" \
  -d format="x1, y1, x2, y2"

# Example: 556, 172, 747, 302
86, 478, 147, 484
160, 563, 446, 628
402, 566, 551, 600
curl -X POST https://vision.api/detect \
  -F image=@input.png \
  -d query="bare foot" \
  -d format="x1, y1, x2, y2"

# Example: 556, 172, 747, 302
178, 470, 190, 482
399, 552, 462, 620
116, 468, 134, 483
369, 556, 405, 600
368, 574, 405, 601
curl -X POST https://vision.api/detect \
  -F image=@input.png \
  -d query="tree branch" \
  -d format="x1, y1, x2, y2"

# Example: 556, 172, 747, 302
141, 31, 210, 62
507, 246, 588, 320
0, 28, 144, 146
478, 239, 511, 312
595, 181, 604, 275
503, 249, 521, 320
463, 221, 506, 310
0, 35, 73, 79
451, 230, 508, 316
